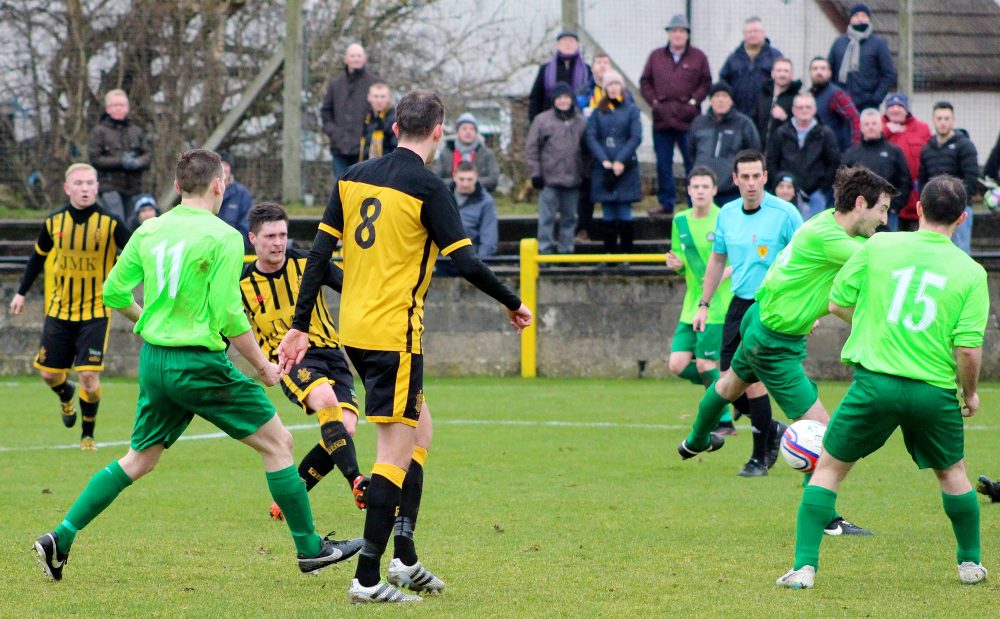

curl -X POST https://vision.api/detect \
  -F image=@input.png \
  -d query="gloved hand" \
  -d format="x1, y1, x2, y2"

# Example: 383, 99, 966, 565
531, 176, 544, 189
121, 152, 141, 170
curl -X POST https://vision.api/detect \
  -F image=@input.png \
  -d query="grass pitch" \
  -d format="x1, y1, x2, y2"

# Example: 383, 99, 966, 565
1, 376, 998, 616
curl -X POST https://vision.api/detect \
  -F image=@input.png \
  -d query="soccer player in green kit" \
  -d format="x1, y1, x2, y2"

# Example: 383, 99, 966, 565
666, 166, 735, 433
777, 175, 989, 589
33, 149, 362, 581
679, 165, 896, 536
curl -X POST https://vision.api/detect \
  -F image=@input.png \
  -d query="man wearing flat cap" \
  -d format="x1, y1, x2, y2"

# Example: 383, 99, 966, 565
529, 31, 592, 122
640, 13, 711, 216
828, 3, 896, 111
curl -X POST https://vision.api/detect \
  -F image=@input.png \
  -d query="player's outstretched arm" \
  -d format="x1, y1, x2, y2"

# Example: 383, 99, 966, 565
277, 329, 310, 375
231, 330, 281, 387
446, 245, 523, 313
827, 301, 855, 324
957, 346, 982, 417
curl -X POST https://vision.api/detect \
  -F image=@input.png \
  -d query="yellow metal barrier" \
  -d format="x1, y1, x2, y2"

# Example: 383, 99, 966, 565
518, 238, 666, 378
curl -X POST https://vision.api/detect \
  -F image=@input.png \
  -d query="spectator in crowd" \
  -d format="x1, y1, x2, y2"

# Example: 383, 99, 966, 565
526, 82, 587, 255
882, 92, 930, 231
128, 193, 159, 231
529, 31, 592, 122
434, 113, 499, 192
984, 131, 1000, 181
320, 43, 379, 180
88, 89, 150, 222
217, 152, 254, 251
828, 3, 896, 112
577, 53, 612, 117
772, 170, 801, 206
919, 101, 979, 253
720, 17, 783, 117
360, 82, 397, 161
752, 57, 801, 150
451, 161, 498, 260
843, 109, 912, 230
585, 70, 641, 254
640, 13, 711, 216
766, 93, 841, 220
574, 54, 614, 242
809, 57, 861, 153
688, 82, 761, 206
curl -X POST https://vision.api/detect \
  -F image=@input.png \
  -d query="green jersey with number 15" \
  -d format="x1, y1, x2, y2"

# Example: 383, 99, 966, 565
830, 230, 989, 390
103, 204, 250, 350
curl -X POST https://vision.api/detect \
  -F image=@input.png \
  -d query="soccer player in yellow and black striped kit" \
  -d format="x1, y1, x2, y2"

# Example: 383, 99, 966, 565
240, 202, 369, 517
279, 90, 532, 604
10, 163, 131, 450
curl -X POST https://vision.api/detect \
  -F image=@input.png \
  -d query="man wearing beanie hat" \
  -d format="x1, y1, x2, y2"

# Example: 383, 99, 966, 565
882, 92, 930, 230
433, 112, 499, 192
529, 31, 592, 121
828, 3, 896, 111
688, 81, 762, 205
526, 81, 587, 254
640, 13, 711, 215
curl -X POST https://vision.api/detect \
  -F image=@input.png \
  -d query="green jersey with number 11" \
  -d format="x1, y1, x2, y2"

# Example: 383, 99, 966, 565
830, 230, 989, 390
103, 204, 250, 350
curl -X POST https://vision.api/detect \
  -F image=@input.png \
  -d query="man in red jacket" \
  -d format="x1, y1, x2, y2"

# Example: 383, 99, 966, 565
641, 13, 711, 216
882, 92, 930, 231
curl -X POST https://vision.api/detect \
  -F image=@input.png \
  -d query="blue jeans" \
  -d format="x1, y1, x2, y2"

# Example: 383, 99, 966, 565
802, 189, 831, 220
602, 201, 633, 221
331, 153, 356, 181
652, 129, 692, 211
951, 206, 973, 254
537, 187, 580, 254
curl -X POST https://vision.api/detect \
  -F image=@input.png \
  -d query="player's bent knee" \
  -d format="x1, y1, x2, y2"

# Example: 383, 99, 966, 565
40, 370, 65, 384
78, 371, 101, 391
694, 359, 717, 373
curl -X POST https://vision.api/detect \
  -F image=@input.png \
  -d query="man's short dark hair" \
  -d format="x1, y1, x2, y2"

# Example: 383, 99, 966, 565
920, 175, 967, 225
774, 57, 793, 68
687, 165, 717, 186
832, 165, 899, 213
933, 101, 954, 113
593, 53, 610, 61
395, 90, 444, 139
809, 56, 830, 69
248, 201, 288, 234
454, 161, 477, 174
732, 149, 766, 173
175, 149, 222, 195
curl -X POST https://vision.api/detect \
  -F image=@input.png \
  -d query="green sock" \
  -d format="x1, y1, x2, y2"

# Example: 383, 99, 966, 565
698, 369, 731, 423
794, 485, 837, 570
685, 380, 730, 450
266, 466, 321, 557
678, 361, 702, 385
942, 490, 980, 564
801, 473, 841, 520
55, 461, 133, 554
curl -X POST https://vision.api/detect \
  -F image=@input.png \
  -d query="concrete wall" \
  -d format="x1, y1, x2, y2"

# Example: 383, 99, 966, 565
4, 272, 999, 381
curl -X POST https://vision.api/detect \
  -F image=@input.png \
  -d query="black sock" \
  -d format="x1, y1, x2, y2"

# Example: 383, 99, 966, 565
297, 442, 336, 491
356, 473, 401, 587
80, 397, 99, 438
731, 393, 750, 420
50, 379, 74, 402
747, 395, 772, 462
319, 421, 361, 482
393, 459, 423, 565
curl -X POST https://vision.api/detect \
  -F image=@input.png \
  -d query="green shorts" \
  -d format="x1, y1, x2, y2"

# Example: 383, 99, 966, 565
729, 304, 818, 419
670, 322, 723, 360
823, 366, 964, 470
131, 343, 276, 451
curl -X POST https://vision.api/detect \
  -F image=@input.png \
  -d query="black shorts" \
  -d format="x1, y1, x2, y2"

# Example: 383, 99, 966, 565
720, 296, 756, 372
280, 347, 360, 415
344, 346, 423, 428
34, 316, 110, 373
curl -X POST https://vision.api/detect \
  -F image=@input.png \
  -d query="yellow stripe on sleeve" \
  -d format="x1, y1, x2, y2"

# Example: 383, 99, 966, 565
440, 238, 472, 256
318, 222, 342, 239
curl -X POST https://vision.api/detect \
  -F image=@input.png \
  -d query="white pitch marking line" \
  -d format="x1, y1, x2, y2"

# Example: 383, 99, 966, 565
0, 419, 995, 453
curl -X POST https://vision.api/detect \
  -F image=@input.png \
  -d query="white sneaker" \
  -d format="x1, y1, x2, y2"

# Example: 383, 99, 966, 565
958, 562, 988, 584
775, 565, 816, 589
348, 579, 422, 604
387, 557, 446, 593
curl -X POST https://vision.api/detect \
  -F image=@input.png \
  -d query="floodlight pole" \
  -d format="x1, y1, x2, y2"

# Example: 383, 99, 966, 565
898, 0, 913, 95
282, 0, 304, 203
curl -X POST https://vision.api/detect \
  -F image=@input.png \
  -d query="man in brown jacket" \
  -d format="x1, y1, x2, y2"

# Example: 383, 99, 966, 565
640, 14, 711, 216
320, 44, 380, 180
88, 89, 150, 221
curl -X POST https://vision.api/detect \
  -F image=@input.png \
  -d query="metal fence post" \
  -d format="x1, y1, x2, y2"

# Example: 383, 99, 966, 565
519, 238, 539, 378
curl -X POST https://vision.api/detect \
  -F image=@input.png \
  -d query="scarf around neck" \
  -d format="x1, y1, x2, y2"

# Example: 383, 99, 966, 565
543, 51, 589, 97
839, 24, 872, 84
